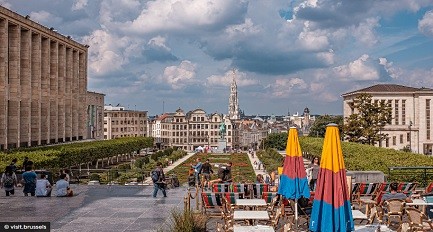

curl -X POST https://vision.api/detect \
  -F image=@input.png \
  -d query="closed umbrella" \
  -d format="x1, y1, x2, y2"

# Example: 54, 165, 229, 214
309, 124, 354, 232
278, 127, 310, 228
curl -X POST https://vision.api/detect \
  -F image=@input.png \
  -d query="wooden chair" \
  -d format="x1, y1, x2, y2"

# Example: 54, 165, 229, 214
405, 207, 433, 231
383, 199, 405, 227
261, 205, 282, 229
280, 221, 293, 232
355, 183, 380, 207
232, 183, 248, 194
425, 182, 433, 194
216, 222, 225, 232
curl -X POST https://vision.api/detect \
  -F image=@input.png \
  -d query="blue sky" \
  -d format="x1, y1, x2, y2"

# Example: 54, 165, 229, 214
3, 0, 433, 116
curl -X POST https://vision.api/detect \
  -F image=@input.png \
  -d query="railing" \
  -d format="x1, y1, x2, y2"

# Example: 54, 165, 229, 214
388, 166, 433, 187
184, 186, 200, 212
69, 168, 152, 184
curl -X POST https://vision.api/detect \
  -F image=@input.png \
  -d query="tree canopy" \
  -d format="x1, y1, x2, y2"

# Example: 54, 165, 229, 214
343, 93, 392, 145
261, 132, 288, 150
309, 115, 343, 138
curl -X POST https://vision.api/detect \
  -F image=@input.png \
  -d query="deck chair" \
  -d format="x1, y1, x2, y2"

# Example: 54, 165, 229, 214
425, 182, 433, 194
221, 192, 244, 205
405, 207, 433, 231
397, 182, 418, 193
212, 183, 232, 193
355, 183, 380, 206
286, 199, 311, 228
201, 192, 224, 218
262, 192, 278, 204
251, 183, 269, 198
383, 199, 405, 227
232, 183, 248, 194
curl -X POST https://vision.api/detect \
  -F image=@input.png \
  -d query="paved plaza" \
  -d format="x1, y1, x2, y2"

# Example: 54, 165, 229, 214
0, 185, 187, 232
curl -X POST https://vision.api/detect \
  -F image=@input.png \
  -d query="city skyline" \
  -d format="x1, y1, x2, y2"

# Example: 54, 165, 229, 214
3, 0, 433, 116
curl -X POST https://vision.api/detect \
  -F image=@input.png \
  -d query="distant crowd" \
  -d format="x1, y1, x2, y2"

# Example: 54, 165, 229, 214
0, 157, 74, 197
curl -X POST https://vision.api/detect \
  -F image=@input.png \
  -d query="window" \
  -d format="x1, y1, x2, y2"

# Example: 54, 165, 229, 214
402, 100, 406, 125
394, 100, 399, 125
392, 136, 396, 146
386, 138, 389, 147
400, 134, 403, 144
407, 132, 410, 142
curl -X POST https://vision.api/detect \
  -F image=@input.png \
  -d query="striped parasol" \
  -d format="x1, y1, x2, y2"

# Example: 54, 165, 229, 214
309, 124, 354, 232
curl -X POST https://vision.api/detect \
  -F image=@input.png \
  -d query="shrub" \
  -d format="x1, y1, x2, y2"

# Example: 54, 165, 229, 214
89, 173, 100, 181
162, 209, 207, 232
143, 156, 150, 164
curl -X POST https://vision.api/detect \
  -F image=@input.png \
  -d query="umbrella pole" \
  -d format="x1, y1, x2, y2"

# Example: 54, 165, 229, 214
295, 199, 298, 231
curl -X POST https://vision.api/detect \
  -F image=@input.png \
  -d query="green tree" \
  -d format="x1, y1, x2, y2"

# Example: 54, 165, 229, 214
261, 132, 288, 150
309, 115, 343, 138
343, 93, 392, 145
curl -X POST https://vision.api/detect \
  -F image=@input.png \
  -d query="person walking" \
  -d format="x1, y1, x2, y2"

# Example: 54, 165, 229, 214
306, 157, 320, 191
152, 162, 167, 198
1, 166, 17, 196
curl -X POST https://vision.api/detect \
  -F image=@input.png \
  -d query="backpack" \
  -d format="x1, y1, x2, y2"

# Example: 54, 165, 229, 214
3, 174, 14, 188
172, 175, 180, 187
151, 170, 160, 183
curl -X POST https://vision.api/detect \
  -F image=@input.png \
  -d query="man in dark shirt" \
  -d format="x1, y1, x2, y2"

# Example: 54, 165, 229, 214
152, 162, 167, 198
208, 162, 233, 187
200, 159, 213, 189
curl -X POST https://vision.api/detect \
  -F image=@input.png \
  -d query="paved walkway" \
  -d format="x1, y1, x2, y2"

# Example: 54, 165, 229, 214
0, 184, 188, 232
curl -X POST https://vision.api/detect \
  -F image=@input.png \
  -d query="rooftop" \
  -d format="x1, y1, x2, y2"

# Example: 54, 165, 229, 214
342, 84, 433, 97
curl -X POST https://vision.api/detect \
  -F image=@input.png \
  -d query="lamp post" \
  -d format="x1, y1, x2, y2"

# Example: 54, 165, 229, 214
409, 121, 413, 152
378, 122, 382, 147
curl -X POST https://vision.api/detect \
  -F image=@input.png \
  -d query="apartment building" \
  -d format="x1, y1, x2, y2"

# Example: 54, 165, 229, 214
0, 6, 104, 149
150, 108, 235, 151
342, 84, 433, 154
103, 105, 147, 140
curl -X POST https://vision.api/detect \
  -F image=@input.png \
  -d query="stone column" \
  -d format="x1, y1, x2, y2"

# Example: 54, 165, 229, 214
40, 37, 50, 144
20, 28, 31, 147
31, 32, 41, 146
65, 47, 72, 141
49, 40, 58, 143
78, 52, 86, 139
7, 23, 20, 149
57, 44, 66, 142
72, 50, 79, 140
0, 19, 7, 149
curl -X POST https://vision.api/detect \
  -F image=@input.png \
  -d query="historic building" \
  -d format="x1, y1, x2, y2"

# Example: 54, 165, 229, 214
149, 108, 235, 151
342, 84, 433, 154
228, 70, 240, 120
283, 107, 315, 135
87, 92, 105, 140
103, 105, 147, 140
0, 6, 104, 149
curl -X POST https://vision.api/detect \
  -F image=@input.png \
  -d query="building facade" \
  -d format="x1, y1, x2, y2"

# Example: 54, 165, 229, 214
87, 92, 105, 140
342, 84, 433, 154
150, 108, 235, 151
0, 6, 100, 149
103, 105, 148, 140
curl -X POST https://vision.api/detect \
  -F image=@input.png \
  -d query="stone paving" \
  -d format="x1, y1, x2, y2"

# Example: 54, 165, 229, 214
0, 183, 187, 231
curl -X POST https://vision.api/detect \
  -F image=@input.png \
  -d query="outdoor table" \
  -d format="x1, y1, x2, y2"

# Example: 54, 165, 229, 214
236, 199, 267, 210
233, 225, 275, 232
352, 209, 368, 224
406, 198, 433, 213
233, 210, 270, 225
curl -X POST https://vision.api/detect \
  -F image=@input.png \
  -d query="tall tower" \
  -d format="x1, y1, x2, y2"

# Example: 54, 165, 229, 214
228, 69, 240, 120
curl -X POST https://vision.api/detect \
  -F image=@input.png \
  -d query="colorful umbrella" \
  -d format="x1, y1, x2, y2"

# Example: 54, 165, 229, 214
309, 124, 354, 232
278, 127, 310, 228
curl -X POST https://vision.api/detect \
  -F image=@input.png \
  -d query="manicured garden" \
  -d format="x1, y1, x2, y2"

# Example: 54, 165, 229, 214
257, 136, 433, 184
167, 152, 256, 184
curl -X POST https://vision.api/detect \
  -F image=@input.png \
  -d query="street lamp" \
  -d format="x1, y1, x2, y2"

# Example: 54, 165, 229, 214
409, 121, 413, 152
378, 122, 382, 147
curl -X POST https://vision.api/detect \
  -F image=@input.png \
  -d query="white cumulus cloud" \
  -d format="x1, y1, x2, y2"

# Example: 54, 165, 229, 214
271, 78, 308, 98
419, 10, 433, 37
161, 61, 197, 89
72, 0, 88, 10
207, 70, 258, 87
333, 54, 380, 81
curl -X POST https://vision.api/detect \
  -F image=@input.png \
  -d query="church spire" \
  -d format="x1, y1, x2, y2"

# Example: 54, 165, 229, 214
228, 69, 240, 120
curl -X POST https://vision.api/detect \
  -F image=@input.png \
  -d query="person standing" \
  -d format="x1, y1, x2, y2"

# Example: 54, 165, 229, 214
9, 158, 18, 173
152, 162, 167, 198
191, 158, 203, 187
36, 174, 52, 197
200, 159, 213, 190
22, 166, 37, 196
1, 166, 17, 196
307, 157, 320, 191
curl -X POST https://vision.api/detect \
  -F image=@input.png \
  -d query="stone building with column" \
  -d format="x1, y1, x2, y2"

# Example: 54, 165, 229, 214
0, 6, 103, 149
